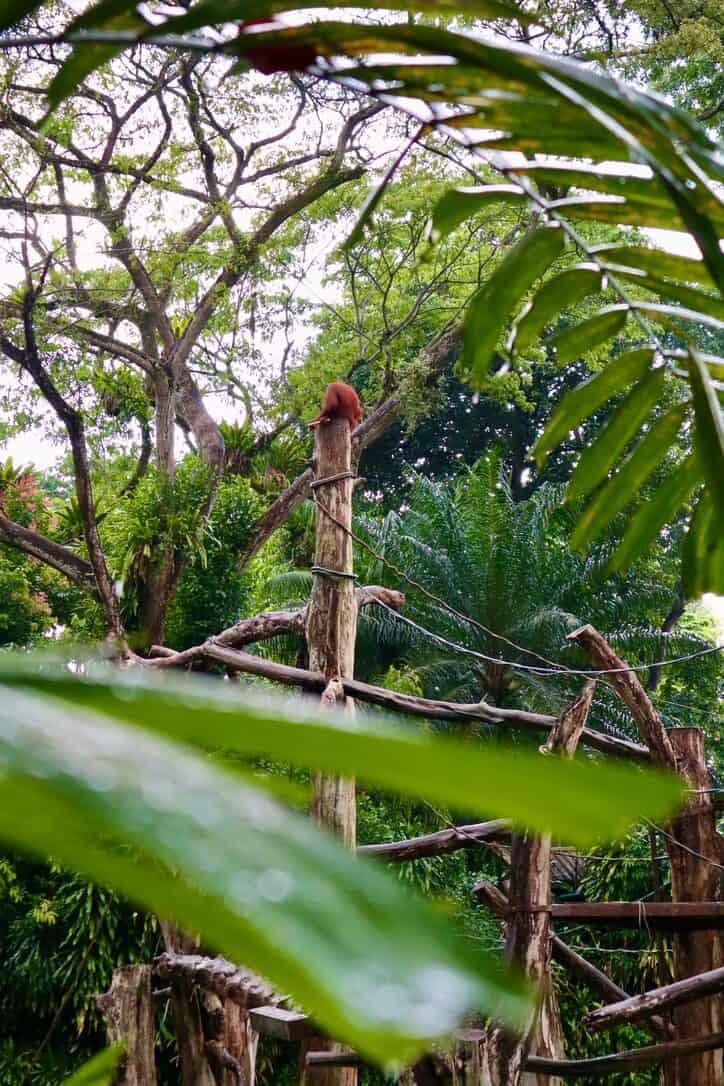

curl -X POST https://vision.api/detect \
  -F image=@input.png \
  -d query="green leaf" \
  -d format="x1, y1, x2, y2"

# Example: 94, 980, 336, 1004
606, 455, 702, 575
686, 349, 724, 509
64, 1047, 124, 1086
570, 404, 688, 551
460, 225, 565, 385
567, 368, 666, 503
534, 348, 655, 468
513, 265, 602, 352
428, 185, 527, 244
168, 0, 536, 34
611, 271, 724, 324
590, 245, 715, 288
682, 491, 724, 598
548, 305, 629, 366
0, 683, 530, 1064
0, 659, 683, 848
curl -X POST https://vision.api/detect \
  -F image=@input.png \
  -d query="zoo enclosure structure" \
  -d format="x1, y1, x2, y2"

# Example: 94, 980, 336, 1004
99, 417, 723, 1086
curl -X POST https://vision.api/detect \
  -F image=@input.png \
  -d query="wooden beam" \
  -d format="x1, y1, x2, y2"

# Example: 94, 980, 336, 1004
524, 1031, 724, 1077
306, 1033, 724, 1079
549, 902, 724, 929
249, 1007, 315, 1042
174, 641, 649, 763
566, 624, 675, 767
583, 965, 724, 1033
474, 881, 670, 1040
358, 819, 510, 862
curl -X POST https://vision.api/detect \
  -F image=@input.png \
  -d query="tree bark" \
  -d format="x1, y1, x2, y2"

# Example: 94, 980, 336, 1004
479, 683, 594, 1086
666, 728, 724, 1086
567, 626, 724, 1086
300, 416, 357, 1086
96, 965, 157, 1086
161, 922, 216, 1086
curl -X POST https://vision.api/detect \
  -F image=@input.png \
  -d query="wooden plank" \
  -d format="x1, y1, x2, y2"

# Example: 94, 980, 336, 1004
249, 1007, 315, 1042
584, 965, 724, 1032
550, 902, 724, 928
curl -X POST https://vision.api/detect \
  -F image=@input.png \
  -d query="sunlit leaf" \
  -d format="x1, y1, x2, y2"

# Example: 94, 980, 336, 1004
513, 265, 602, 352
570, 404, 687, 550
460, 225, 565, 384
590, 245, 715, 288
534, 348, 655, 468
0, 684, 530, 1065
0, 658, 683, 848
606, 455, 702, 575
428, 185, 527, 244
682, 491, 724, 598
567, 369, 666, 502
548, 305, 628, 365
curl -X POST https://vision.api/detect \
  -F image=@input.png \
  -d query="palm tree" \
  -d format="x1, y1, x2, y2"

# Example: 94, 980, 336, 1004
354, 455, 717, 727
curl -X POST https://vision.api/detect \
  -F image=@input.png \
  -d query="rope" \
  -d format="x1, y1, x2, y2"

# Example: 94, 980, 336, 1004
310, 565, 358, 582
311, 493, 722, 678
372, 594, 722, 680
310, 471, 357, 490
645, 819, 724, 873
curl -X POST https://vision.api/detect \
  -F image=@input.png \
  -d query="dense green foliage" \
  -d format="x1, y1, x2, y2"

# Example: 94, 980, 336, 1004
0, 0, 721, 1081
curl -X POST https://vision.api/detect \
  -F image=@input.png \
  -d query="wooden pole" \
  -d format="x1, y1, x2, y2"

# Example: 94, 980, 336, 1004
477, 682, 595, 1086
301, 416, 358, 1086
567, 626, 724, 1086
96, 965, 157, 1086
583, 965, 724, 1032
666, 728, 724, 1086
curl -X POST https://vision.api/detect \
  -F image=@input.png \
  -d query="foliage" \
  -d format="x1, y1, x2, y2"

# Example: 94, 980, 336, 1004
0, 657, 682, 1066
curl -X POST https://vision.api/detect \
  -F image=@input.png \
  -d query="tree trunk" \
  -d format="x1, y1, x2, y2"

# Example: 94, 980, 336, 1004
479, 682, 594, 1086
161, 921, 216, 1086
96, 965, 157, 1086
300, 416, 358, 1086
666, 728, 724, 1086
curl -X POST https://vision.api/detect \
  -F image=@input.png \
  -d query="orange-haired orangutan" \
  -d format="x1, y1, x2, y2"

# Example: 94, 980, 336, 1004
308, 381, 363, 433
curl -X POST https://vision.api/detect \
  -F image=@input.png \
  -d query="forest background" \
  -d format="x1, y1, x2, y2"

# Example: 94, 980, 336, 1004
0, 0, 722, 1082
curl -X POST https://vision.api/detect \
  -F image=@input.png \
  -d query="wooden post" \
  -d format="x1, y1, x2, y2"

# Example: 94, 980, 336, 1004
666, 728, 724, 1086
478, 682, 595, 1086
160, 922, 216, 1086
96, 965, 157, 1086
301, 416, 358, 1086
306, 417, 357, 846
567, 626, 724, 1086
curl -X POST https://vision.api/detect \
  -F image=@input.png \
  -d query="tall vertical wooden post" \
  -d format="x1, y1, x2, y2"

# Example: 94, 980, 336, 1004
96, 965, 158, 1086
666, 728, 723, 1086
475, 681, 594, 1086
302, 416, 358, 1085
568, 626, 724, 1086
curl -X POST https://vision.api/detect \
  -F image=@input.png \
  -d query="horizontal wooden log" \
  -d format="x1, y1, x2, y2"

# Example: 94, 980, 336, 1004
549, 902, 724, 929
358, 820, 510, 861
249, 1006, 315, 1041
474, 880, 671, 1039
525, 1031, 724, 1076
583, 964, 724, 1032
148, 586, 405, 666
153, 953, 283, 1010
154, 641, 648, 762
306, 1033, 724, 1077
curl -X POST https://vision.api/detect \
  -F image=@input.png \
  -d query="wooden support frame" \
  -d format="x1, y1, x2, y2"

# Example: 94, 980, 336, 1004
583, 964, 724, 1032
96, 965, 157, 1086
304, 1032, 724, 1079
